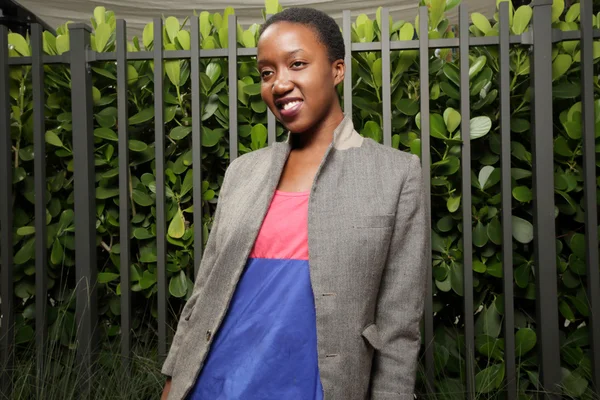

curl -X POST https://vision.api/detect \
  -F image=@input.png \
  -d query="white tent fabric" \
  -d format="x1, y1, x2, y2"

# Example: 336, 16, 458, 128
16, 0, 496, 39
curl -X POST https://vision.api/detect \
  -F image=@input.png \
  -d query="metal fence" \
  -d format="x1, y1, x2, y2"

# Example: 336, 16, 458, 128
0, 1, 599, 399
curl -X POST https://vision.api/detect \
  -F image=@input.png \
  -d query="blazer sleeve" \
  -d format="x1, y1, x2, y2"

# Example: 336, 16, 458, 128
161, 159, 237, 377
370, 154, 429, 399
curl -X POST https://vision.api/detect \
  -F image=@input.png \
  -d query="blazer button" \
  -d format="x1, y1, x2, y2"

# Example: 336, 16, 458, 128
206, 330, 212, 342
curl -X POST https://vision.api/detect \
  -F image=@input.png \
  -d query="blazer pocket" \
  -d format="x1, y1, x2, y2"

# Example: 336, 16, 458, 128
352, 214, 395, 229
362, 323, 383, 350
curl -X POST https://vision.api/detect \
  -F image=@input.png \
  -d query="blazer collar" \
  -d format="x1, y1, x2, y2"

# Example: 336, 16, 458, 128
282, 114, 364, 151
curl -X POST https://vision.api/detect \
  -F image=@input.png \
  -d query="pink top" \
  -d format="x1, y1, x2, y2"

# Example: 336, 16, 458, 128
249, 190, 311, 260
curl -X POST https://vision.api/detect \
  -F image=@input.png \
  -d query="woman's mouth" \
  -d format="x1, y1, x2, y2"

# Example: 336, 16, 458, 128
277, 99, 304, 118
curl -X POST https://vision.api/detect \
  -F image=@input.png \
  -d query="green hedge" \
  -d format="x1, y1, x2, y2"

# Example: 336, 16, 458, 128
5, 0, 600, 397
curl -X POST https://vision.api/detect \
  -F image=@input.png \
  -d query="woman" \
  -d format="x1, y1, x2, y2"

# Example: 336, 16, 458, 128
161, 7, 428, 400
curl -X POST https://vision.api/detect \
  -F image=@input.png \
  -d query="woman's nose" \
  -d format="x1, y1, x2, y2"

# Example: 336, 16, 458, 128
272, 76, 294, 95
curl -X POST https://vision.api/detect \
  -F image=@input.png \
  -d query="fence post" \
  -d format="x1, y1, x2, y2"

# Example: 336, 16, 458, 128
69, 23, 99, 392
529, 1, 561, 398
579, 0, 600, 393
228, 14, 238, 161
31, 22, 48, 393
0, 24, 15, 400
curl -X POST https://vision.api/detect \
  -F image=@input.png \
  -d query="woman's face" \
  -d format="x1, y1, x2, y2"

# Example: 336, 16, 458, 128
257, 22, 344, 134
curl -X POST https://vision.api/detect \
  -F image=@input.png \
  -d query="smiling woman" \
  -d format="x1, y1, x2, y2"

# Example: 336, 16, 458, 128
161, 7, 428, 400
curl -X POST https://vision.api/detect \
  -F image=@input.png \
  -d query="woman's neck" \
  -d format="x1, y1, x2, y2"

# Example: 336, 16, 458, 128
290, 107, 345, 152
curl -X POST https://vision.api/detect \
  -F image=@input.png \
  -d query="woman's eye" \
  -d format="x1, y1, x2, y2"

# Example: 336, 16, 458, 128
291, 61, 305, 68
261, 71, 273, 79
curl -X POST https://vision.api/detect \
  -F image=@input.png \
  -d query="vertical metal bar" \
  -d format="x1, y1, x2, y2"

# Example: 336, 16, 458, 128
499, 3, 517, 400
70, 23, 98, 389
459, 5, 475, 399
191, 17, 204, 276
153, 17, 168, 361
580, 0, 600, 392
116, 19, 131, 372
381, 8, 391, 147
32, 22, 48, 390
530, 1, 561, 398
228, 14, 238, 161
0, 25, 14, 399
266, 13, 277, 146
343, 10, 353, 116
267, 109, 277, 145
418, 6, 434, 394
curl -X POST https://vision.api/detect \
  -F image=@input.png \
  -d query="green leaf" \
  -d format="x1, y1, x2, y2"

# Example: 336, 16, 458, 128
514, 263, 530, 288
17, 226, 35, 236
552, 0, 565, 23
396, 99, 419, 116
430, 114, 448, 139
202, 126, 224, 147
50, 239, 63, 265
165, 60, 181, 87
98, 272, 120, 284
265, 0, 279, 15
552, 54, 572, 81
569, 233, 585, 259
515, 328, 536, 356
94, 127, 118, 141
139, 270, 157, 289
443, 108, 461, 133
565, 3, 580, 23
170, 126, 193, 140
169, 271, 188, 298
129, 108, 154, 125
133, 228, 154, 240
243, 83, 262, 96
473, 221, 488, 248
447, 195, 461, 213
442, 63, 460, 86
168, 207, 185, 239
251, 124, 268, 150
45, 131, 63, 147
165, 17, 180, 44
129, 140, 148, 152
143, 22, 154, 49
512, 6, 532, 35
96, 187, 119, 199
56, 34, 70, 55
470, 116, 492, 140
399, 23, 414, 41
206, 63, 221, 84
469, 56, 487, 79
512, 216, 533, 244
487, 218, 502, 245
562, 368, 588, 398
471, 13, 492, 35
511, 118, 530, 133
476, 302, 502, 338
475, 364, 504, 394
94, 23, 111, 52
478, 166, 495, 189
176, 30, 191, 50
512, 186, 532, 202
14, 238, 35, 265
242, 30, 256, 48
132, 189, 154, 206
8, 33, 30, 56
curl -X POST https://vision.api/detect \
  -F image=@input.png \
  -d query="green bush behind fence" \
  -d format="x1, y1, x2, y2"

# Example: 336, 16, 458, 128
4, 0, 600, 397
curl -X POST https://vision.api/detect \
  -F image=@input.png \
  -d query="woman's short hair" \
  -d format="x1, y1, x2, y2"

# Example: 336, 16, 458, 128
258, 7, 345, 63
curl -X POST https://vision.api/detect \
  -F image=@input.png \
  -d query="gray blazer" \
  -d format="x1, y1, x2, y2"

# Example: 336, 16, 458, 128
162, 116, 429, 400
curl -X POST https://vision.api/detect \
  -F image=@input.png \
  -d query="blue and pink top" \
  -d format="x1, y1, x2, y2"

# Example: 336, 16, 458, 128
187, 189, 324, 400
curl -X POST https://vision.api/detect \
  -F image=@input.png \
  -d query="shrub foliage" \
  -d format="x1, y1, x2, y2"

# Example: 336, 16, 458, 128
5, 0, 600, 397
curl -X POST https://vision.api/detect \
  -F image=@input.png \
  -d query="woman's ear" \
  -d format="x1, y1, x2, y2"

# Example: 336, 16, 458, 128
332, 59, 345, 86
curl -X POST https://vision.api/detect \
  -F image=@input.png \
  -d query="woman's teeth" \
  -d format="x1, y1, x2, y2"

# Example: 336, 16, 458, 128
282, 101, 301, 110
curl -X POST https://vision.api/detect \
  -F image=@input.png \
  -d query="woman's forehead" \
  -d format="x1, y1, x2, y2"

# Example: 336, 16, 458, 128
257, 22, 325, 60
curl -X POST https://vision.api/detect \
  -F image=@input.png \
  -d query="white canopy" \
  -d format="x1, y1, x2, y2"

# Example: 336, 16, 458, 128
16, 0, 496, 39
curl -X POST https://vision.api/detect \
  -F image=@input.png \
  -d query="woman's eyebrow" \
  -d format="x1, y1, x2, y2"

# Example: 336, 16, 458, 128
258, 49, 306, 67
